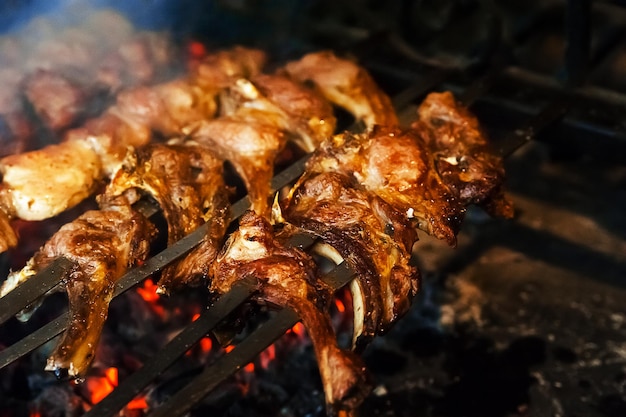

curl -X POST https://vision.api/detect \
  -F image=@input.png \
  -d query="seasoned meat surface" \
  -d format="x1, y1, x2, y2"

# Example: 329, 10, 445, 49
283, 51, 398, 127
414, 91, 514, 218
211, 211, 371, 414
303, 126, 464, 245
101, 143, 230, 292
281, 172, 419, 349
1, 201, 156, 377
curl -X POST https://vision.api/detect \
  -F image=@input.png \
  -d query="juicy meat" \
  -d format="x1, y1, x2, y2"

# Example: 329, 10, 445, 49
221, 74, 337, 152
281, 172, 419, 349
413, 91, 514, 218
0, 141, 102, 221
189, 72, 337, 217
190, 45, 267, 91
303, 126, 464, 245
101, 143, 230, 293
188, 117, 286, 217
1, 201, 156, 377
211, 211, 371, 414
283, 51, 398, 127
23, 70, 86, 132
0, 46, 266, 251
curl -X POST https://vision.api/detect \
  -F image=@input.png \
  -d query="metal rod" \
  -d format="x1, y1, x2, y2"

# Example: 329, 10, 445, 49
0, 257, 72, 326
83, 278, 258, 417
147, 262, 353, 417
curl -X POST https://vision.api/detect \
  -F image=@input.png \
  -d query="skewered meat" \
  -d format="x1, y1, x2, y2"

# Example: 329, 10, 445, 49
101, 142, 231, 293
1, 141, 229, 377
23, 70, 86, 132
0, 46, 266, 252
211, 211, 372, 414
188, 72, 336, 216
280, 172, 419, 349
0, 141, 102, 221
414, 91, 514, 218
0, 11, 179, 154
280, 91, 511, 350
283, 51, 398, 127
302, 125, 464, 245
2, 200, 156, 377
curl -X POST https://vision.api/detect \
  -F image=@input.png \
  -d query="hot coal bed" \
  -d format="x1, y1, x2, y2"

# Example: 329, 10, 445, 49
1, 1, 625, 417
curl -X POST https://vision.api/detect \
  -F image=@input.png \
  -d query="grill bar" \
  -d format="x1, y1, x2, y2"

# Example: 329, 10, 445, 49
148, 262, 353, 417
0, 154, 312, 370
84, 277, 258, 417
0, 257, 72, 325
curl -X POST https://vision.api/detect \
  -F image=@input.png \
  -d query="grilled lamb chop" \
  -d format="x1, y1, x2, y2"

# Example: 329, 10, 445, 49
280, 172, 419, 350
0, 46, 265, 252
211, 211, 371, 414
283, 51, 398, 128
188, 72, 337, 216
1, 141, 229, 376
101, 142, 230, 293
1, 200, 156, 378
302, 125, 464, 245
413, 91, 514, 218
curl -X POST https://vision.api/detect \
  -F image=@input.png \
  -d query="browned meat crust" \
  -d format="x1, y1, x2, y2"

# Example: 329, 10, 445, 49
211, 211, 372, 415
282, 172, 419, 349
414, 91, 514, 218
101, 143, 231, 292
0, 46, 266, 251
283, 51, 398, 127
31, 201, 155, 377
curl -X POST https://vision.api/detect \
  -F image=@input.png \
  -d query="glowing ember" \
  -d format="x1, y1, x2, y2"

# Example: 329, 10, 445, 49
224, 345, 235, 354
187, 41, 207, 59
199, 336, 213, 353
126, 396, 149, 410
136, 279, 160, 303
244, 362, 255, 373
290, 322, 306, 337
85, 367, 118, 405
334, 298, 346, 313
259, 344, 276, 369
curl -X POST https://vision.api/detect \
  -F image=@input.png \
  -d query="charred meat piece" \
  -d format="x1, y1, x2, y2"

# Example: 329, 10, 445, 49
0, 46, 265, 251
304, 126, 464, 245
101, 143, 230, 293
281, 172, 419, 349
189, 72, 337, 217
23, 70, 87, 132
1, 201, 155, 378
221, 73, 337, 152
211, 211, 371, 414
188, 117, 286, 217
190, 45, 267, 92
283, 51, 398, 127
414, 91, 514, 218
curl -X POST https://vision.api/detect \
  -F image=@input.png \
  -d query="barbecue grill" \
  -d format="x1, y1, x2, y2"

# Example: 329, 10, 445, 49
1, 1, 625, 416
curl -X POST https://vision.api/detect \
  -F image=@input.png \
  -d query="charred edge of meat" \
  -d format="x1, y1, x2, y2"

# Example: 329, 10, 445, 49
210, 211, 372, 413
282, 215, 382, 351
